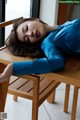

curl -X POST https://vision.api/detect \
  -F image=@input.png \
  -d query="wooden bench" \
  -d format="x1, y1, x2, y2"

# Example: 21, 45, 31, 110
41, 57, 80, 120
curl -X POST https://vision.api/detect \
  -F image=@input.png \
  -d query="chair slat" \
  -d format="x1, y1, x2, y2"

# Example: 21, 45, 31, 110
18, 80, 33, 93
9, 78, 29, 90
29, 78, 54, 95
9, 76, 19, 84
15, 76, 43, 93
8, 88, 33, 100
0, 17, 23, 28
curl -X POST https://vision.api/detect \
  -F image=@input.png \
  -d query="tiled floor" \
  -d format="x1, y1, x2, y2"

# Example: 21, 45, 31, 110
5, 84, 80, 120
4, 1, 80, 120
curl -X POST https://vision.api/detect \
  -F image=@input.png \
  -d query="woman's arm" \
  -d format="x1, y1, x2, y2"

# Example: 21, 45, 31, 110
0, 63, 13, 82
12, 40, 64, 75
0, 41, 64, 82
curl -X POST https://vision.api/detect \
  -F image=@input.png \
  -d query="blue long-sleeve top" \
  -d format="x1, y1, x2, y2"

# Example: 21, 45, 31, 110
13, 18, 80, 75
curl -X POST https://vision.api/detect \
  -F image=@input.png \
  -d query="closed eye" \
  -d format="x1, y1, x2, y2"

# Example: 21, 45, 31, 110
22, 25, 28, 33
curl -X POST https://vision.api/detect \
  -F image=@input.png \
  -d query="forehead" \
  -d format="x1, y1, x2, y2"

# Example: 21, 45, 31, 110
17, 20, 34, 31
18, 20, 30, 29
16, 22, 24, 41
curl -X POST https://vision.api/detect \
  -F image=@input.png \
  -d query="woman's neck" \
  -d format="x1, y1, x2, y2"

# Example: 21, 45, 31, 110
45, 24, 58, 33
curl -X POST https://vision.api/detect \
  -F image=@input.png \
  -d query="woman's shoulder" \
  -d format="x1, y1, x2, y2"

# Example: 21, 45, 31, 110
41, 30, 57, 44
58, 18, 80, 28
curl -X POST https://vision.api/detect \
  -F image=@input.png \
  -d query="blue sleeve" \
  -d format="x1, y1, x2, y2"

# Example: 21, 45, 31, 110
58, 21, 71, 28
13, 41, 64, 76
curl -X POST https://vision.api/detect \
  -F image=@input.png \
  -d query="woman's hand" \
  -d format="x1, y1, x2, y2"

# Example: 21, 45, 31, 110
0, 63, 13, 83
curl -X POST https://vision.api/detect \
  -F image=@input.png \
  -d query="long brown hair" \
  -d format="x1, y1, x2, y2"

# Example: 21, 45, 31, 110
5, 18, 48, 58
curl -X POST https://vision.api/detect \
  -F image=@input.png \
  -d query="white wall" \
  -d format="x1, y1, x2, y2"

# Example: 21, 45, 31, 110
39, 0, 59, 26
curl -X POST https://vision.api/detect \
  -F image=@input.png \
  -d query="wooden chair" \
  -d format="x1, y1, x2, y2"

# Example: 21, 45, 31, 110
0, 18, 61, 120
64, 84, 79, 120
0, 18, 80, 120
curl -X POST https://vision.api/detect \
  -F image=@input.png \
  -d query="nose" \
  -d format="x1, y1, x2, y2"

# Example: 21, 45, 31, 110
25, 31, 34, 37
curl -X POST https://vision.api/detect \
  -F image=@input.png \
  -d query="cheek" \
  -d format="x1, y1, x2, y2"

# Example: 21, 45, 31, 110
40, 27, 46, 37
17, 27, 23, 41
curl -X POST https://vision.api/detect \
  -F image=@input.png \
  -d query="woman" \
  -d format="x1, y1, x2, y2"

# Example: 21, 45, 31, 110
0, 18, 80, 82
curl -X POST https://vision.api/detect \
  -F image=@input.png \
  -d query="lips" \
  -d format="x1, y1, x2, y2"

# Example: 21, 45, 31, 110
35, 30, 41, 38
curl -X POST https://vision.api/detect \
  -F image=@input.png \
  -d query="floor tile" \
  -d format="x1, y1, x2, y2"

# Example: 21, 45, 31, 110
44, 90, 80, 120
5, 94, 51, 120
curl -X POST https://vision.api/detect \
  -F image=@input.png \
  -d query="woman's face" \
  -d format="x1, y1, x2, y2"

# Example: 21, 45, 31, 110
16, 19, 48, 43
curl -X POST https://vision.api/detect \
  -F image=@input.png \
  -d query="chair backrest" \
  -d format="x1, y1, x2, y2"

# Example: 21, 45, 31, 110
0, 17, 23, 28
